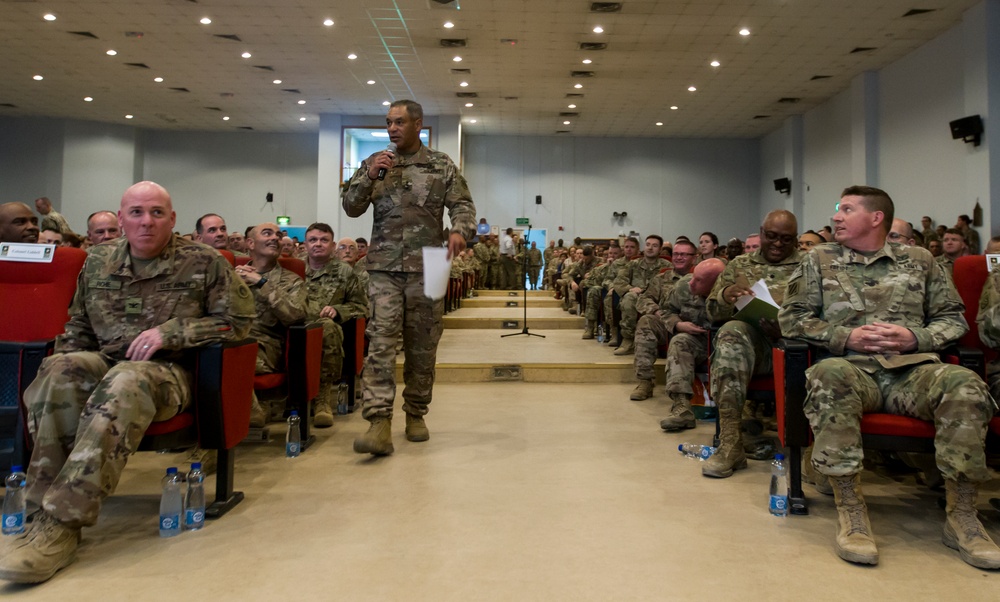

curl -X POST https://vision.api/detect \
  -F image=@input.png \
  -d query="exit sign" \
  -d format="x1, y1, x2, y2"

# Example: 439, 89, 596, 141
515, 217, 530, 226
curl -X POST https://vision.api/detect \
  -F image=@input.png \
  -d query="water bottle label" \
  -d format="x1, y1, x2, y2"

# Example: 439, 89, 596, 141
3, 512, 25, 531
160, 514, 180, 531
186, 508, 205, 527
286, 442, 300, 456
699, 447, 714, 460
769, 495, 788, 513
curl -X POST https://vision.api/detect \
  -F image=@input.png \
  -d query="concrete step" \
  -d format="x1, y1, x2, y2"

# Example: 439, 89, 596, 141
474, 290, 552, 298
397, 361, 665, 383
444, 307, 584, 330
462, 297, 564, 309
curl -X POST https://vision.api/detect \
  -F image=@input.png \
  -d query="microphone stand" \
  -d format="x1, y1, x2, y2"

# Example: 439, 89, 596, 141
502, 225, 544, 339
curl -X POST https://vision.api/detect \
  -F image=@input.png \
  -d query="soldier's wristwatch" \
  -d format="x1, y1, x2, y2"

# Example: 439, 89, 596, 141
253, 276, 268, 289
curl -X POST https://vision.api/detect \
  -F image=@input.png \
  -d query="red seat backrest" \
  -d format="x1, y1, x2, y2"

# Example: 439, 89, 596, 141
218, 249, 236, 268
953, 255, 997, 363
0, 247, 87, 342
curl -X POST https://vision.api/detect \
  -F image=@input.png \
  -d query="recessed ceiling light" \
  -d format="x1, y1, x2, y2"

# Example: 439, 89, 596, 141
323, 19, 334, 27
469, 119, 477, 123
593, 26, 604, 33
453, 56, 462, 62
739, 28, 750, 36
656, 122, 663, 126
348, 53, 357, 60
574, 83, 583, 89
563, 120, 571, 125
241, 52, 252, 59
382, 101, 391, 106
670, 105, 678, 110
299, 117, 307, 122
43, 14, 56, 22
125, 114, 134, 119
106, 49, 117, 56
568, 104, 576, 109
459, 81, 469, 87
710, 60, 721, 67
32, 75, 43, 81
273, 79, 282, 84
367, 80, 375, 85
297, 100, 306, 105
154, 77, 164, 83
582, 59, 592, 64
223, 116, 230, 121
687, 86, 697, 92
465, 102, 473, 107
444, 21, 454, 29
83, 97, 93, 102
200, 17, 212, 25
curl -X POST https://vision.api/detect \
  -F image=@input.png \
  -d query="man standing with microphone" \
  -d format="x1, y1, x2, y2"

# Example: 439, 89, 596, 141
342, 99, 477, 455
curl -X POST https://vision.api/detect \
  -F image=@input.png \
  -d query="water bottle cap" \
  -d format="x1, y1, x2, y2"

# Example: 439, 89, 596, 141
290, 410, 299, 417
191, 462, 202, 470
775, 453, 785, 461
677, 444, 684, 452
11, 465, 22, 472
166, 467, 178, 474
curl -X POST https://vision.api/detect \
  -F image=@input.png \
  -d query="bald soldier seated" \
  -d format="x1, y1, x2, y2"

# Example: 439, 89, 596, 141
0, 201, 40, 244
0, 182, 255, 584
237, 222, 308, 427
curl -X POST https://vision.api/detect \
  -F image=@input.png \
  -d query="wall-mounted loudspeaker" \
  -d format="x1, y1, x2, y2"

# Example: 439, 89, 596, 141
950, 115, 983, 147
773, 177, 791, 195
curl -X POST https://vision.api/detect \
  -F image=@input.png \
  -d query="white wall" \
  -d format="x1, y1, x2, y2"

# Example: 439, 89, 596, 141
757, 127, 787, 226
464, 135, 759, 243
0, 117, 65, 213
61, 120, 139, 230
802, 88, 853, 229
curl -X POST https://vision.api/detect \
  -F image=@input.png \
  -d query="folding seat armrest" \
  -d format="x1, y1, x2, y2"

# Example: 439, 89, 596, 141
941, 345, 985, 378
194, 338, 257, 450
774, 338, 812, 445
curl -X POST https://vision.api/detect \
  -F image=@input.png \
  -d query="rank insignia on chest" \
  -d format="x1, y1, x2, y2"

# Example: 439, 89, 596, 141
125, 298, 143, 314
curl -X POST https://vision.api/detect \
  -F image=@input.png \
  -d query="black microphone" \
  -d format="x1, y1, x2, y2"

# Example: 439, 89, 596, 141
377, 142, 397, 181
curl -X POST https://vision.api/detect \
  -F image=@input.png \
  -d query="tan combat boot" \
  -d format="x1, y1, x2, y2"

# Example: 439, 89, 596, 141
0, 512, 80, 583
802, 445, 833, 495
249, 395, 268, 428
568, 303, 580, 315
659, 394, 697, 432
613, 339, 635, 355
942, 477, 1000, 569
830, 474, 879, 565
313, 399, 334, 428
702, 404, 747, 477
630, 379, 654, 401
607, 325, 619, 346
405, 413, 430, 442
353, 416, 394, 455
582, 320, 596, 340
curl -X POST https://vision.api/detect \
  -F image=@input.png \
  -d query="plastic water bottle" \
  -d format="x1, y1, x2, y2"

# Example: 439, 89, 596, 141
596, 324, 605, 343
337, 383, 349, 415
159, 467, 183, 537
678, 443, 716, 460
184, 462, 205, 531
769, 453, 789, 517
286, 411, 301, 458
2, 466, 27, 535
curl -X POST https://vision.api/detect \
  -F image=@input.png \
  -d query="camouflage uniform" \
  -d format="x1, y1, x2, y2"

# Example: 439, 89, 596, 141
305, 258, 369, 406
22, 235, 254, 528
634, 274, 710, 399
473, 241, 490, 288
563, 256, 598, 310
487, 242, 500, 289
41, 209, 73, 235
342, 143, 476, 419
779, 242, 993, 482
613, 257, 671, 341
582, 262, 611, 322
249, 263, 307, 374
528, 247, 543, 289
976, 269, 1000, 401
602, 256, 633, 333
936, 254, 955, 278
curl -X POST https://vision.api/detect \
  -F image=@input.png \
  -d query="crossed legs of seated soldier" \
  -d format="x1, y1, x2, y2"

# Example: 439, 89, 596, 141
804, 358, 1000, 569
613, 291, 640, 355
0, 352, 189, 582
631, 315, 705, 431
582, 286, 603, 339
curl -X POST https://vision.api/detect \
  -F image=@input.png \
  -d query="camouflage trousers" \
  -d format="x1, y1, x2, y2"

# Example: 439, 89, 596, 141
709, 321, 773, 414
634, 315, 707, 399
604, 290, 618, 330
487, 263, 500, 289
804, 358, 993, 483
528, 266, 541, 289
318, 318, 345, 405
585, 286, 603, 321
500, 256, 517, 289
476, 265, 488, 289
362, 271, 444, 420
255, 333, 283, 374
22, 352, 190, 528
619, 291, 640, 340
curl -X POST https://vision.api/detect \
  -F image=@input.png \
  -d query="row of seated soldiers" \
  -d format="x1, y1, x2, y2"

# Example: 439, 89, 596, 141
551, 195, 1000, 571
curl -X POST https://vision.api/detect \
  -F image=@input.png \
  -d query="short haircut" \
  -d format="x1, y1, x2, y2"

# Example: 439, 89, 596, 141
390, 99, 423, 121
841, 185, 894, 232
87, 210, 115, 225
356, 237, 368, 245
943, 227, 966, 242
41, 227, 61, 235
624, 236, 640, 247
195, 213, 222, 235
582, 245, 594, 257
305, 222, 334, 236
699, 232, 719, 246
958, 214, 972, 225
674, 240, 697, 253
645, 234, 664, 246
244, 226, 254, 237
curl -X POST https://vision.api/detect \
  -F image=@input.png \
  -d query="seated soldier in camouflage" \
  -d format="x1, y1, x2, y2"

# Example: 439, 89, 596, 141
631, 260, 725, 432
613, 235, 670, 355
629, 239, 698, 400
602, 237, 640, 345
304, 223, 369, 427
238, 222, 308, 427
780, 185, 1000, 569
566, 245, 599, 314
976, 266, 1000, 401
0, 182, 254, 584
582, 243, 622, 339
701, 210, 802, 478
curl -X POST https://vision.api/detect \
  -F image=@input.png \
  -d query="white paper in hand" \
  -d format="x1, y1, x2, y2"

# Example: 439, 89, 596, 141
735, 279, 779, 311
422, 247, 451, 300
